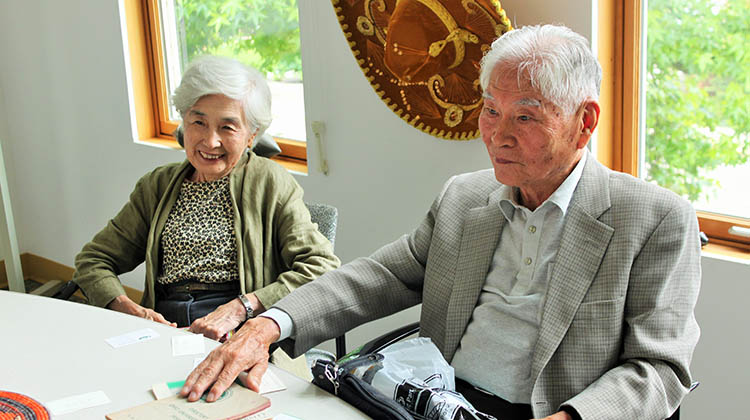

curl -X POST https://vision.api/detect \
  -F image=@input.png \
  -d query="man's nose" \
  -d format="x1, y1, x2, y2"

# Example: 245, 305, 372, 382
489, 119, 513, 146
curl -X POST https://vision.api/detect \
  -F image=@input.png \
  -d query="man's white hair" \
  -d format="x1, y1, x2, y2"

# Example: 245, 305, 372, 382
479, 24, 601, 115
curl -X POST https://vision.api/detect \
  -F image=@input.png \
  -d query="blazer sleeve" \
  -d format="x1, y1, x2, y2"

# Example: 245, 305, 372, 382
72, 173, 159, 307
273, 176, 457, 357
564, 200, 701, 419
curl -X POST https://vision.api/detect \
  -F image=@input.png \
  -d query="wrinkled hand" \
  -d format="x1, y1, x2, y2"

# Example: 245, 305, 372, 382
180, 316, 280, 402
107, 294, 176, 327
534, 411, 573, 420
188, 298, 246, 340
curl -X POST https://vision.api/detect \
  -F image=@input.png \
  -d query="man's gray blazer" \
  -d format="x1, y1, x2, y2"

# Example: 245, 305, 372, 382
276, 156, 701, 419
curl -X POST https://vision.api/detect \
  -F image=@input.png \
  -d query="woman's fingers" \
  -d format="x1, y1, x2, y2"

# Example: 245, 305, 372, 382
188, 303, 243, 340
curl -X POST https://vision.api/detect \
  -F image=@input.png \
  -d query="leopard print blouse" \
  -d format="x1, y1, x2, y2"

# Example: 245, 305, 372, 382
157, 176, 239, 285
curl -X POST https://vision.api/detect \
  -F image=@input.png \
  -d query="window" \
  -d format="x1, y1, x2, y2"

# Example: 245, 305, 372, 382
122, 0, 307, 172
598, 0, 750, 251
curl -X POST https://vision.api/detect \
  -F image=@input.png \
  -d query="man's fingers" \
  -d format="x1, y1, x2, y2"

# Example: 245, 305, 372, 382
206, 361, 244, 402
245, 358, 269, 392
183, 355, 225, 402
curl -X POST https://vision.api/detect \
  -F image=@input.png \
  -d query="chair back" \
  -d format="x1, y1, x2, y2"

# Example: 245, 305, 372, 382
305, 202, 338, 248
303, 202, 347, 358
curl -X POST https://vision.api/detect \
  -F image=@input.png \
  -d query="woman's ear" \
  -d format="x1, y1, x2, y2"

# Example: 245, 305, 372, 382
247, 130, 258, 148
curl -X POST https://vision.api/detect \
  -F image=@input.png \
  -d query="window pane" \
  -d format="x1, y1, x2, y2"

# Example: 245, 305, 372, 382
160, 0, 306, 142
642, 0, 749, 219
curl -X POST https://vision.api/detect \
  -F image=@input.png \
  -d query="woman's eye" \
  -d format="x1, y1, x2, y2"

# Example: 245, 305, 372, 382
223, 126, 236, 131
484, 107, 498, 116
518, 115, 531, 121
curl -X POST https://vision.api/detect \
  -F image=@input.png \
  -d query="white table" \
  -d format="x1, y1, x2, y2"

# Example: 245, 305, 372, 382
0, 291, 367, 419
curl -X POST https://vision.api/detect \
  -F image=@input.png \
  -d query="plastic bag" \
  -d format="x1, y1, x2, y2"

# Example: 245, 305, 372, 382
345, 337, 497, 420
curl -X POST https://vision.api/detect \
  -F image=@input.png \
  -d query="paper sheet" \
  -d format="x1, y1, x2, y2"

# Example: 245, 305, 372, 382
171, 334, 205, 356
46, 390, 111, 415
258, 368, 286, 394
105, 328, 159, 348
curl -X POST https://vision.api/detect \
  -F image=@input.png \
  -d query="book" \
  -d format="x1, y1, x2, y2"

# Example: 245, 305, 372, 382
105, 383, 270, 420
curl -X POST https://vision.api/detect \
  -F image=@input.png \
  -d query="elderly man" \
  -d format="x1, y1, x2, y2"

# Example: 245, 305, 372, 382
181, 24, 700, 420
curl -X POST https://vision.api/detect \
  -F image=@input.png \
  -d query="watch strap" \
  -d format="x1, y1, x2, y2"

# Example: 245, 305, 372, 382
238, 294, 255, 320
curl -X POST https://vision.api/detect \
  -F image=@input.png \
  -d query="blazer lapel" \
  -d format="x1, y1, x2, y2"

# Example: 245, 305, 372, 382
530, 158, 615, 381
443, 189, 505, 361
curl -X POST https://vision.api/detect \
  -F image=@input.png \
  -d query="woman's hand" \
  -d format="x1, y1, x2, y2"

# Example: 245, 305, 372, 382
107, 294, 176, 327
188, 293, 265, 341
187, 298, 245, 340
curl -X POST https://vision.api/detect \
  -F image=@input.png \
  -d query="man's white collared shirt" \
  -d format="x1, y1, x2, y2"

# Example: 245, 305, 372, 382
451, 151, 587, 403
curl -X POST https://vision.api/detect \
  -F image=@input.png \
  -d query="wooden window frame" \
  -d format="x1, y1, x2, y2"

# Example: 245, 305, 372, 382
597, 0, 750, 253
122, 0, 308, 173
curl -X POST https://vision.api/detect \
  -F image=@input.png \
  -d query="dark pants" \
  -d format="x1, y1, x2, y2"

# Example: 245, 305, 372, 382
154, 281, 239, 328
456, 378, 534, 420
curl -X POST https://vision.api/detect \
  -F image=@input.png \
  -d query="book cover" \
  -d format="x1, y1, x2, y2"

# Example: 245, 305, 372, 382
106, 383, 270, 420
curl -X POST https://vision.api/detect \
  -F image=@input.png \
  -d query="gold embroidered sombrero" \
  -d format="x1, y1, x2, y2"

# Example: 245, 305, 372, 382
332, 0, 512, 140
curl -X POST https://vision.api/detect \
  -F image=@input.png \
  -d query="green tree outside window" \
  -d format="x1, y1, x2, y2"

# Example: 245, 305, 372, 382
175, 0, 302, 81
645, 0, 750, 204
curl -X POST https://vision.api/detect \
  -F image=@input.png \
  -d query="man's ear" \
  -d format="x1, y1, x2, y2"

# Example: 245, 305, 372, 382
577, 100, 600, 149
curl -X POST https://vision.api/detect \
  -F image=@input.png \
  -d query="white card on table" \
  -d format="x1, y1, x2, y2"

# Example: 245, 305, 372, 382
171, 334, 205, 356
46, 390, 111, 415
105, 328, 159, 348
259, 368, 286, 394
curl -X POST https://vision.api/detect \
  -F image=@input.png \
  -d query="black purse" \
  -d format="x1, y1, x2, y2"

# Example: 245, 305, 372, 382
311, 354, 414, 420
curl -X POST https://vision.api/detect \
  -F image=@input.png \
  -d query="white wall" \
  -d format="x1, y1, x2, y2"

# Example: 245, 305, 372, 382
682, 255, 750, 419
0, 1, 745, 418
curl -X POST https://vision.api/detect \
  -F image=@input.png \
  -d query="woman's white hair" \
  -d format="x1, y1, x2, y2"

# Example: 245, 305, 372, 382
479, 24, 601, 115
172, 56, 272, 146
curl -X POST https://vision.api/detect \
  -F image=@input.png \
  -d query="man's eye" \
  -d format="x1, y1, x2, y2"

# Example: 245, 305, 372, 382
518, 115, 531, 121
484, 107, 498, 116
192, 120, 205, 126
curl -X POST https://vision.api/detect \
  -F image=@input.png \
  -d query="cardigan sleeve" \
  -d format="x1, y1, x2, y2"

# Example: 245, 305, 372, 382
72, 172, 161, 307
251, 173, 341, 310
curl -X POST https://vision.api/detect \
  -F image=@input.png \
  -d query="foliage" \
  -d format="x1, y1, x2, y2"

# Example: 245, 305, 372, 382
645, 0, 750, 201
175, 0, 301, 80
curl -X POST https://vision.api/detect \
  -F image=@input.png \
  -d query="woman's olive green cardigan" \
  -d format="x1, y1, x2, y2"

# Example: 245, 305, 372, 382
72, 151, 340, 309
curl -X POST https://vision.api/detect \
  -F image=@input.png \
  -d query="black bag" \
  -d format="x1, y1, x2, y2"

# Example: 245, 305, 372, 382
311, 342, 498, 420
311, 354, 414, 420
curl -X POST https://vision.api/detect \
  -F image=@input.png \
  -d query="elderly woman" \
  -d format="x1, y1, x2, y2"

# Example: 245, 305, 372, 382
72, 56, 339, 345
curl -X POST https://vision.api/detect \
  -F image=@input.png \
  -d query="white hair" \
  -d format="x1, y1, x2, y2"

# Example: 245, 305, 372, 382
479, 24, 601, 115
172, 56, 272, 146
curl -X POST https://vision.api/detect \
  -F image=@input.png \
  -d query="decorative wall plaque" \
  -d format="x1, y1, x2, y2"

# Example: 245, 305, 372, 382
332, 0, 512, 140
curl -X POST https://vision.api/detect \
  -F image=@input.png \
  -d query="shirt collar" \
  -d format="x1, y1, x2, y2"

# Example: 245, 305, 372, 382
498, 149, 588, 220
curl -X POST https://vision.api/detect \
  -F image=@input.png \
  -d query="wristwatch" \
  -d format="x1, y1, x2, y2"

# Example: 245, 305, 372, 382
238, 294, 257, 321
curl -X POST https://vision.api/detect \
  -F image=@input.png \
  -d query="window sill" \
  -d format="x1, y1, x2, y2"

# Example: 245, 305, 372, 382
701, 243, 750, 265
135, 137, 308, 174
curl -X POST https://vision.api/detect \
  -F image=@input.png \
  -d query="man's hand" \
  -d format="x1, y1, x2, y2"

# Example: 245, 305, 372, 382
187, 296, 247, 340
107, 294, 176, 327
534, 411, 573, 420
180, 316, 281, 402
